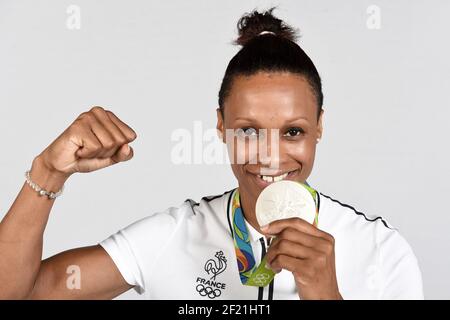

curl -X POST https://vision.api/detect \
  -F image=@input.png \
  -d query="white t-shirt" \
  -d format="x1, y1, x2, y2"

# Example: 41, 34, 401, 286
99, 188, 424, 300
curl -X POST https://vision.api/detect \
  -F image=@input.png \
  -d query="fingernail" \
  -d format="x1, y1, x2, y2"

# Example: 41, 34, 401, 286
265, 262, 271, 269
260, 224, 269, 232
124, 144, 130, 154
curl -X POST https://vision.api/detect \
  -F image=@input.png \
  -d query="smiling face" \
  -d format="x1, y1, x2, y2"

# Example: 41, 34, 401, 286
216, 71, 323, 227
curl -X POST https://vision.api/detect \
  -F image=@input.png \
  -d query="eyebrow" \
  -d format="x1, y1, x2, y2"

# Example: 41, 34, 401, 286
234, 116, 310, 123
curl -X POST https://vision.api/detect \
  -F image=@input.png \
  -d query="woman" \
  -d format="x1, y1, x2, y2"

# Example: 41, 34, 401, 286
0, 8, 423, 300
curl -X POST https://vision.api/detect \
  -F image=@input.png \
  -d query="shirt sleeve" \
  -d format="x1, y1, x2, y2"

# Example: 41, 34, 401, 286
98, 202, 188, 295
377, 224, 424, 299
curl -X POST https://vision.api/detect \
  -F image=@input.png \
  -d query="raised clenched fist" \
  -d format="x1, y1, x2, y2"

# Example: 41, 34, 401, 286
37, 106, 137, 178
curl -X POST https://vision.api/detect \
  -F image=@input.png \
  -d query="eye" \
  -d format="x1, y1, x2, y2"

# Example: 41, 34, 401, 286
284, 127, 305, 137
236, 127, 258, 138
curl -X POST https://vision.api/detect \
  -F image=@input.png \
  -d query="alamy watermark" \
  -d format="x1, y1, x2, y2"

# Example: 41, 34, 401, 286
171, 121, 280, 171
66, 264, 81, 290
66, 5, 81, 30
366, 5, 381, 30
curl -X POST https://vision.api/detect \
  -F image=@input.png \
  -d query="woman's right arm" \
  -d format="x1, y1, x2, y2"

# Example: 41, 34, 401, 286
0, 106, 137, 299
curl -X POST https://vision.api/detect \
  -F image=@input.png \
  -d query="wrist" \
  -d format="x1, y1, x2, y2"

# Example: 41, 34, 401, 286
29, 156, 70, 192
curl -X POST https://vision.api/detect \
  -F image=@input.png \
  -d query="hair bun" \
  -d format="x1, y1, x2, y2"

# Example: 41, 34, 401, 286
234, 7, 299, 46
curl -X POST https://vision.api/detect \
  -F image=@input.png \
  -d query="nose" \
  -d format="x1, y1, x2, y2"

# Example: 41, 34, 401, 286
258, 128, 280, 171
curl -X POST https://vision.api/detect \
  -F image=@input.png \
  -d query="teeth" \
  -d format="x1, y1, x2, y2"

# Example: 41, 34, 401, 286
261, 176, 274, 183
259, 172, 289, 183
273, 175, 284, 182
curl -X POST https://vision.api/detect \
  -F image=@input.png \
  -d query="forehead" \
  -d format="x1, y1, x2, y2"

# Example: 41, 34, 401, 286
224, 72, 317, 122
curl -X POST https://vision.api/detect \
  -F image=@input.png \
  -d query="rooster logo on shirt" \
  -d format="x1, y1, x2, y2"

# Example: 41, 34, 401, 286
204, 251, 227, 281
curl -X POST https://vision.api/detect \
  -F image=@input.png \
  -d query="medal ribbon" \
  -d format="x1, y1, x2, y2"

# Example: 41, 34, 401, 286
231, 182, 319, 287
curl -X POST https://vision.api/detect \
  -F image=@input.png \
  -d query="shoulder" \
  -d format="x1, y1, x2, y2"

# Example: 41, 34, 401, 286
121, 188, 235, 237
318, 192, 394, 231
184, 188, 235, 217
318, 191, 419, 271
99, 189, 235, 266
317, 191, 412, 253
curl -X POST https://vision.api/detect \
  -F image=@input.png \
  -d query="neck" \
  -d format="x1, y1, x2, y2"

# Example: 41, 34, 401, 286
238, 186, 265, 235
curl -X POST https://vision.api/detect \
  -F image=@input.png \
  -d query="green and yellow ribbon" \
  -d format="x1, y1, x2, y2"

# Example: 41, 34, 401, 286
231, 181, 319, 287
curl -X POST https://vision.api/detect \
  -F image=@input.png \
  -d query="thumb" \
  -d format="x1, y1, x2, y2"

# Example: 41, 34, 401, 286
110, 144, 134, 164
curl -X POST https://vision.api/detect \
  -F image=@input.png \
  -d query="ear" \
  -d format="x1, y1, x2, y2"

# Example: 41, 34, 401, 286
216, 108, 225, 143
316, 109, 324, 143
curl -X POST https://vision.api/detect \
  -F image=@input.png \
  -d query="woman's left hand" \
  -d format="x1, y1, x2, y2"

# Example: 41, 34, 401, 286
261, 217, 343, 300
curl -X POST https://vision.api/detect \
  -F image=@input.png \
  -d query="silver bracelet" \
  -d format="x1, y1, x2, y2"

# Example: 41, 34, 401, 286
24, 170, 65, 199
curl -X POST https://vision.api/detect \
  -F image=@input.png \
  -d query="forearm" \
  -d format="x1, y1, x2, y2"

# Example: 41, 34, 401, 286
0, 155, 68, 299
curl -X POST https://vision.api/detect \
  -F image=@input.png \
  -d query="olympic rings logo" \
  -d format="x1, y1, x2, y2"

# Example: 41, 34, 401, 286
252, 273, 271, 286
196, 284, 222, 299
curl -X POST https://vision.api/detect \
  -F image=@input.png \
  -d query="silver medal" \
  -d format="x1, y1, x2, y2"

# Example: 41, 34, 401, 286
256, 180, 316, 227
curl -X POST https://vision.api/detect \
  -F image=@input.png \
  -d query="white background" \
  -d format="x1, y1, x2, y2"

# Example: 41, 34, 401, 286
0, 0, 449, 299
